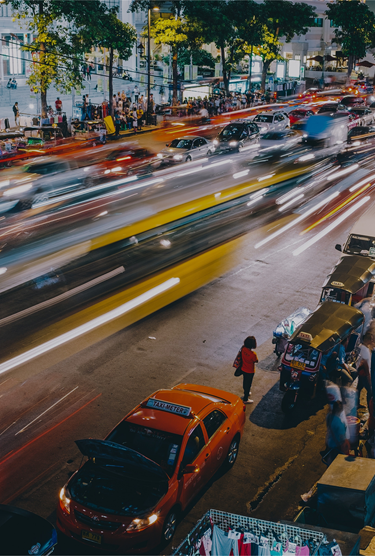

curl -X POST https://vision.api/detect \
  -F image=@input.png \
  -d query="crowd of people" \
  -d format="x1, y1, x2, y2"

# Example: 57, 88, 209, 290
111, 89, 154, 135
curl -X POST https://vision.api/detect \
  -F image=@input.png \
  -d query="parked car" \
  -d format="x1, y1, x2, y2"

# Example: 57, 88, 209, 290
0, 504, 57, 555
213, 120, 259, 153
157, 136, 213, 163
57, 384, 246, 553
259, 129, 301, 149
347, 106, 374, 126
288, 108, 315, 126
251, 111, 290, 133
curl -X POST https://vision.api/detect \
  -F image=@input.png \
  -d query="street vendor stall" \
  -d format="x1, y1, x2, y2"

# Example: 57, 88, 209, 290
171, 509, 347, 556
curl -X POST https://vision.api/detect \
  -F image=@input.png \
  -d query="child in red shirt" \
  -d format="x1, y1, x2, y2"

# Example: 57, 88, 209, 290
241, 336, 258, 403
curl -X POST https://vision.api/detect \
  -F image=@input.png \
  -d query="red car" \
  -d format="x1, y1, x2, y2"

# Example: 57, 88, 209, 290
298, 88, 322, 100
288, 108, 315, 126
88, 145, 159, 182
57, 384, 246, 553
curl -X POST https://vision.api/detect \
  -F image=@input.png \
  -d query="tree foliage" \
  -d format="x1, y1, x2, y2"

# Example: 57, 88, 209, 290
325, 0, 375, 78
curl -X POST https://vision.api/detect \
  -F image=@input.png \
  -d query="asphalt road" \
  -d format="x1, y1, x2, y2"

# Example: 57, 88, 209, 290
0, 184, 374, 554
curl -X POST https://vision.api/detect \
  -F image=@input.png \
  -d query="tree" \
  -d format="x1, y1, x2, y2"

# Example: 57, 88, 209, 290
150, 16, 204, 104
94, 13, 137, 117
326, 0, 375, 79
254, 0, 316, 92
7, 0, 110, 117
177, 48, 216, 73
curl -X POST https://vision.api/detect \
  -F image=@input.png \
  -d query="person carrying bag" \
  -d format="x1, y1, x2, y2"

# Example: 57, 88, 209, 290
233, 336, 258, 404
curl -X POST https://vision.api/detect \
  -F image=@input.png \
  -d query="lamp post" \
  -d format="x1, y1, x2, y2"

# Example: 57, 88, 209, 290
147, 5, 159, 126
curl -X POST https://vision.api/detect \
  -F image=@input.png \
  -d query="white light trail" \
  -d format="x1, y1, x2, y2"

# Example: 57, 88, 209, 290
0, 277, 180, 375
254, 191, 340, 249
278, 194, 304, 212
176, 159, 232, 177
326, 164, 359, 181
349, 174, 375, 193
293, 196, 371, 257
233, 170, 249, 179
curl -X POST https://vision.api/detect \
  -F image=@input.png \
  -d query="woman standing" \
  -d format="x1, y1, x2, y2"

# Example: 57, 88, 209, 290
238, 336, 258, 404
132, 106, 138, 134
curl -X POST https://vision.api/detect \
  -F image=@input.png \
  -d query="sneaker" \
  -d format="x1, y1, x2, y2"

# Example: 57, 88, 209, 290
244, 399, 253, 404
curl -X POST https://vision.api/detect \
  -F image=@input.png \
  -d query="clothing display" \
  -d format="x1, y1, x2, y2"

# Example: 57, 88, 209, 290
173, 510, 342, 556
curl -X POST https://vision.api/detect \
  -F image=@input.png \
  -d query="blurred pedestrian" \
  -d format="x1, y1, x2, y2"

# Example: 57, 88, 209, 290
114, 111, 121, 136
357, 331, 374, 408
132, 106, 138, 133
55, 97, 62, 114
12, 102, 19, 126
238, 336, 258, 404
137, 105, 143, 130
323, 400, 350, 466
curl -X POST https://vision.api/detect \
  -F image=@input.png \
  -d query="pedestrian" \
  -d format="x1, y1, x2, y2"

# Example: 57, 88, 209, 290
112, 94, 117, 111
133, 85, 139, 103
11, 78, 17, 89
137, 105, 143, 130
55, 97, 62, 114
12, 102, 19, 126
357, 330, 375, 408
234, 336, 258, 404
114, 111, 121, 136
132, 106, 138, 133
323, 400, 350, 466
6, 78, 12, 89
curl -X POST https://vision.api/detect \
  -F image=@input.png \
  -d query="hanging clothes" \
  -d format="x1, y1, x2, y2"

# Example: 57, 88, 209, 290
212, 525, 239, 556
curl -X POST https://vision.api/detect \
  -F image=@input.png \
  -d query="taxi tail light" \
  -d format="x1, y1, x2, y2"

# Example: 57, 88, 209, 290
59, 487, 71, 515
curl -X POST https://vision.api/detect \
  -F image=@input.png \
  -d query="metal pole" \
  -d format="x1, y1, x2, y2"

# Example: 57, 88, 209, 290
247, 44, 253, 93
147, 6, 151, 126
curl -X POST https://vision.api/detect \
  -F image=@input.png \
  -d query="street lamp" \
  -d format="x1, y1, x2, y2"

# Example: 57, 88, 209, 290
147, 5, 159, 125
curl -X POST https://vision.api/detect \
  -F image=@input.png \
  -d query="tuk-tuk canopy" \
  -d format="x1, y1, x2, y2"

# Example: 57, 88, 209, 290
322, 255, 375, 294
290, 300, 364, 352
0, 131, 25, 140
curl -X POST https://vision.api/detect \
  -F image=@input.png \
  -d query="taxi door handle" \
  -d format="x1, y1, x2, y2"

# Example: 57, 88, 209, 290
205, 453, 210, 459
226, 427, 230, 433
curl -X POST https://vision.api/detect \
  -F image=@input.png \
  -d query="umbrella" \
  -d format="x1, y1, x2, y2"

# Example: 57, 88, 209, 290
357, 60, 375, 68
307, 55, 324, 63
324, 55, 337, 62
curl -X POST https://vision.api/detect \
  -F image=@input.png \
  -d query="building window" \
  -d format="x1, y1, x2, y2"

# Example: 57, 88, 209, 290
313, 18, 323, 27
103, 0, 120, 9
2, 35, 25, 75
330, 20, 338, 28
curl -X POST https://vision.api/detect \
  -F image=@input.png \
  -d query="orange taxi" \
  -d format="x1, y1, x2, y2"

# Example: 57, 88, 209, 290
56, 383, 246, 553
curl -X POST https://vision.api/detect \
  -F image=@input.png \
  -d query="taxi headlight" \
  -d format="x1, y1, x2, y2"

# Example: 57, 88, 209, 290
213, 139, 219, 145
3, 183, 33, 197
59, 486, 71, 515
126, 513, 159, 532
229, 141, 238, 147
157, 153, 164, 159
173, 154, 183, 160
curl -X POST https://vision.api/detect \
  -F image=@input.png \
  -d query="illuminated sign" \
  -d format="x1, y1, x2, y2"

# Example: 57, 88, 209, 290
146, 398, 192, 417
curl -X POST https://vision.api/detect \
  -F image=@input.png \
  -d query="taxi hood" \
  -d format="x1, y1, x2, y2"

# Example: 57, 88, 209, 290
76, 439, 169, 483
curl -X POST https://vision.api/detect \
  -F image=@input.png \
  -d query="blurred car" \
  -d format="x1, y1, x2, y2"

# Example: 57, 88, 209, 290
0, 156, 98, 210
157, 136, 213, 163
298, 88, 322, 99
0, 504, 57, 555
347, 125, 375, 143
353, 81, 373, 94
89, 145, 158, 179
57, 384, 246, 553
259, 129, 301, 149
347, 106, 374, 126
288, 108, 315, 125
213, 120, 259, 153
340, 95, 365, 107
316, 102, 346, 114
291, 120, 308, 135
251, 111, 290, 133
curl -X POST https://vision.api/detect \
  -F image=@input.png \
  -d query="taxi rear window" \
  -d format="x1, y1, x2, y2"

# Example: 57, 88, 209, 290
107, 423, 182, 477
284, 343, 320, 369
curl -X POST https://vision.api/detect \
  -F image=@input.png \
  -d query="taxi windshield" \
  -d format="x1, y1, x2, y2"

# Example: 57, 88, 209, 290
320, 287, 351, 304
344, 234, 375, 256
107, 422, 182, 477
284, 343, 320, 369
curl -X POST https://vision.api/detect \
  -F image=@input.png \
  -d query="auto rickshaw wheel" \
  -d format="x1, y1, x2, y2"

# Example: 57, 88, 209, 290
281, 390, 297, 414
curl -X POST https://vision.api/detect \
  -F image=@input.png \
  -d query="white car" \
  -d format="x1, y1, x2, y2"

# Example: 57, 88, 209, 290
259, 129, 301, 149
157, 136, 213, 163
251, 111, 290, 133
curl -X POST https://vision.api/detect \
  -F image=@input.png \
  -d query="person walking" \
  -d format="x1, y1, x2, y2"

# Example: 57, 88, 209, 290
324, 400, 350, 466
12, 102, 19, 126
234, 336, 258, 404
357, 330, 374, 408
114, 111, 121, 136
137, 105, 143, 130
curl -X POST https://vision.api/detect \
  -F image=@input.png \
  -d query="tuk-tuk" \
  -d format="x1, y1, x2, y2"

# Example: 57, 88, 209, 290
320, 255, 375, 305
0, 131, 27, 167
279, 301, 364, 414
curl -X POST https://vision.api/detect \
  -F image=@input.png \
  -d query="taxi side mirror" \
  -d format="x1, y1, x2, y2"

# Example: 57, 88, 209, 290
166, 143, 170, 147
182, 464, 198, 475
335, 244, 342, 252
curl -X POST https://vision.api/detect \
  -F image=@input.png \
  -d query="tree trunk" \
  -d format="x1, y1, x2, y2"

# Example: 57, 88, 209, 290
220, 46, 229, 96
261, 59, 271, 93
109, 47, 114, 117
347, 55, 355, 81
39, 1, 47, 118
172, 50, 178, 105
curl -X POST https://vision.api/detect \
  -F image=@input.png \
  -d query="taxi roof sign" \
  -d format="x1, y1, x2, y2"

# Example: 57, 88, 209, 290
331, 281, 344, 287
146, 398, 192, 417
297, 331, 313, 343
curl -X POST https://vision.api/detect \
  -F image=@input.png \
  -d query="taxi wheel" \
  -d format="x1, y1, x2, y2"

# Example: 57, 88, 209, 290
225, 434, 240, 468
162, 507, 178, 543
